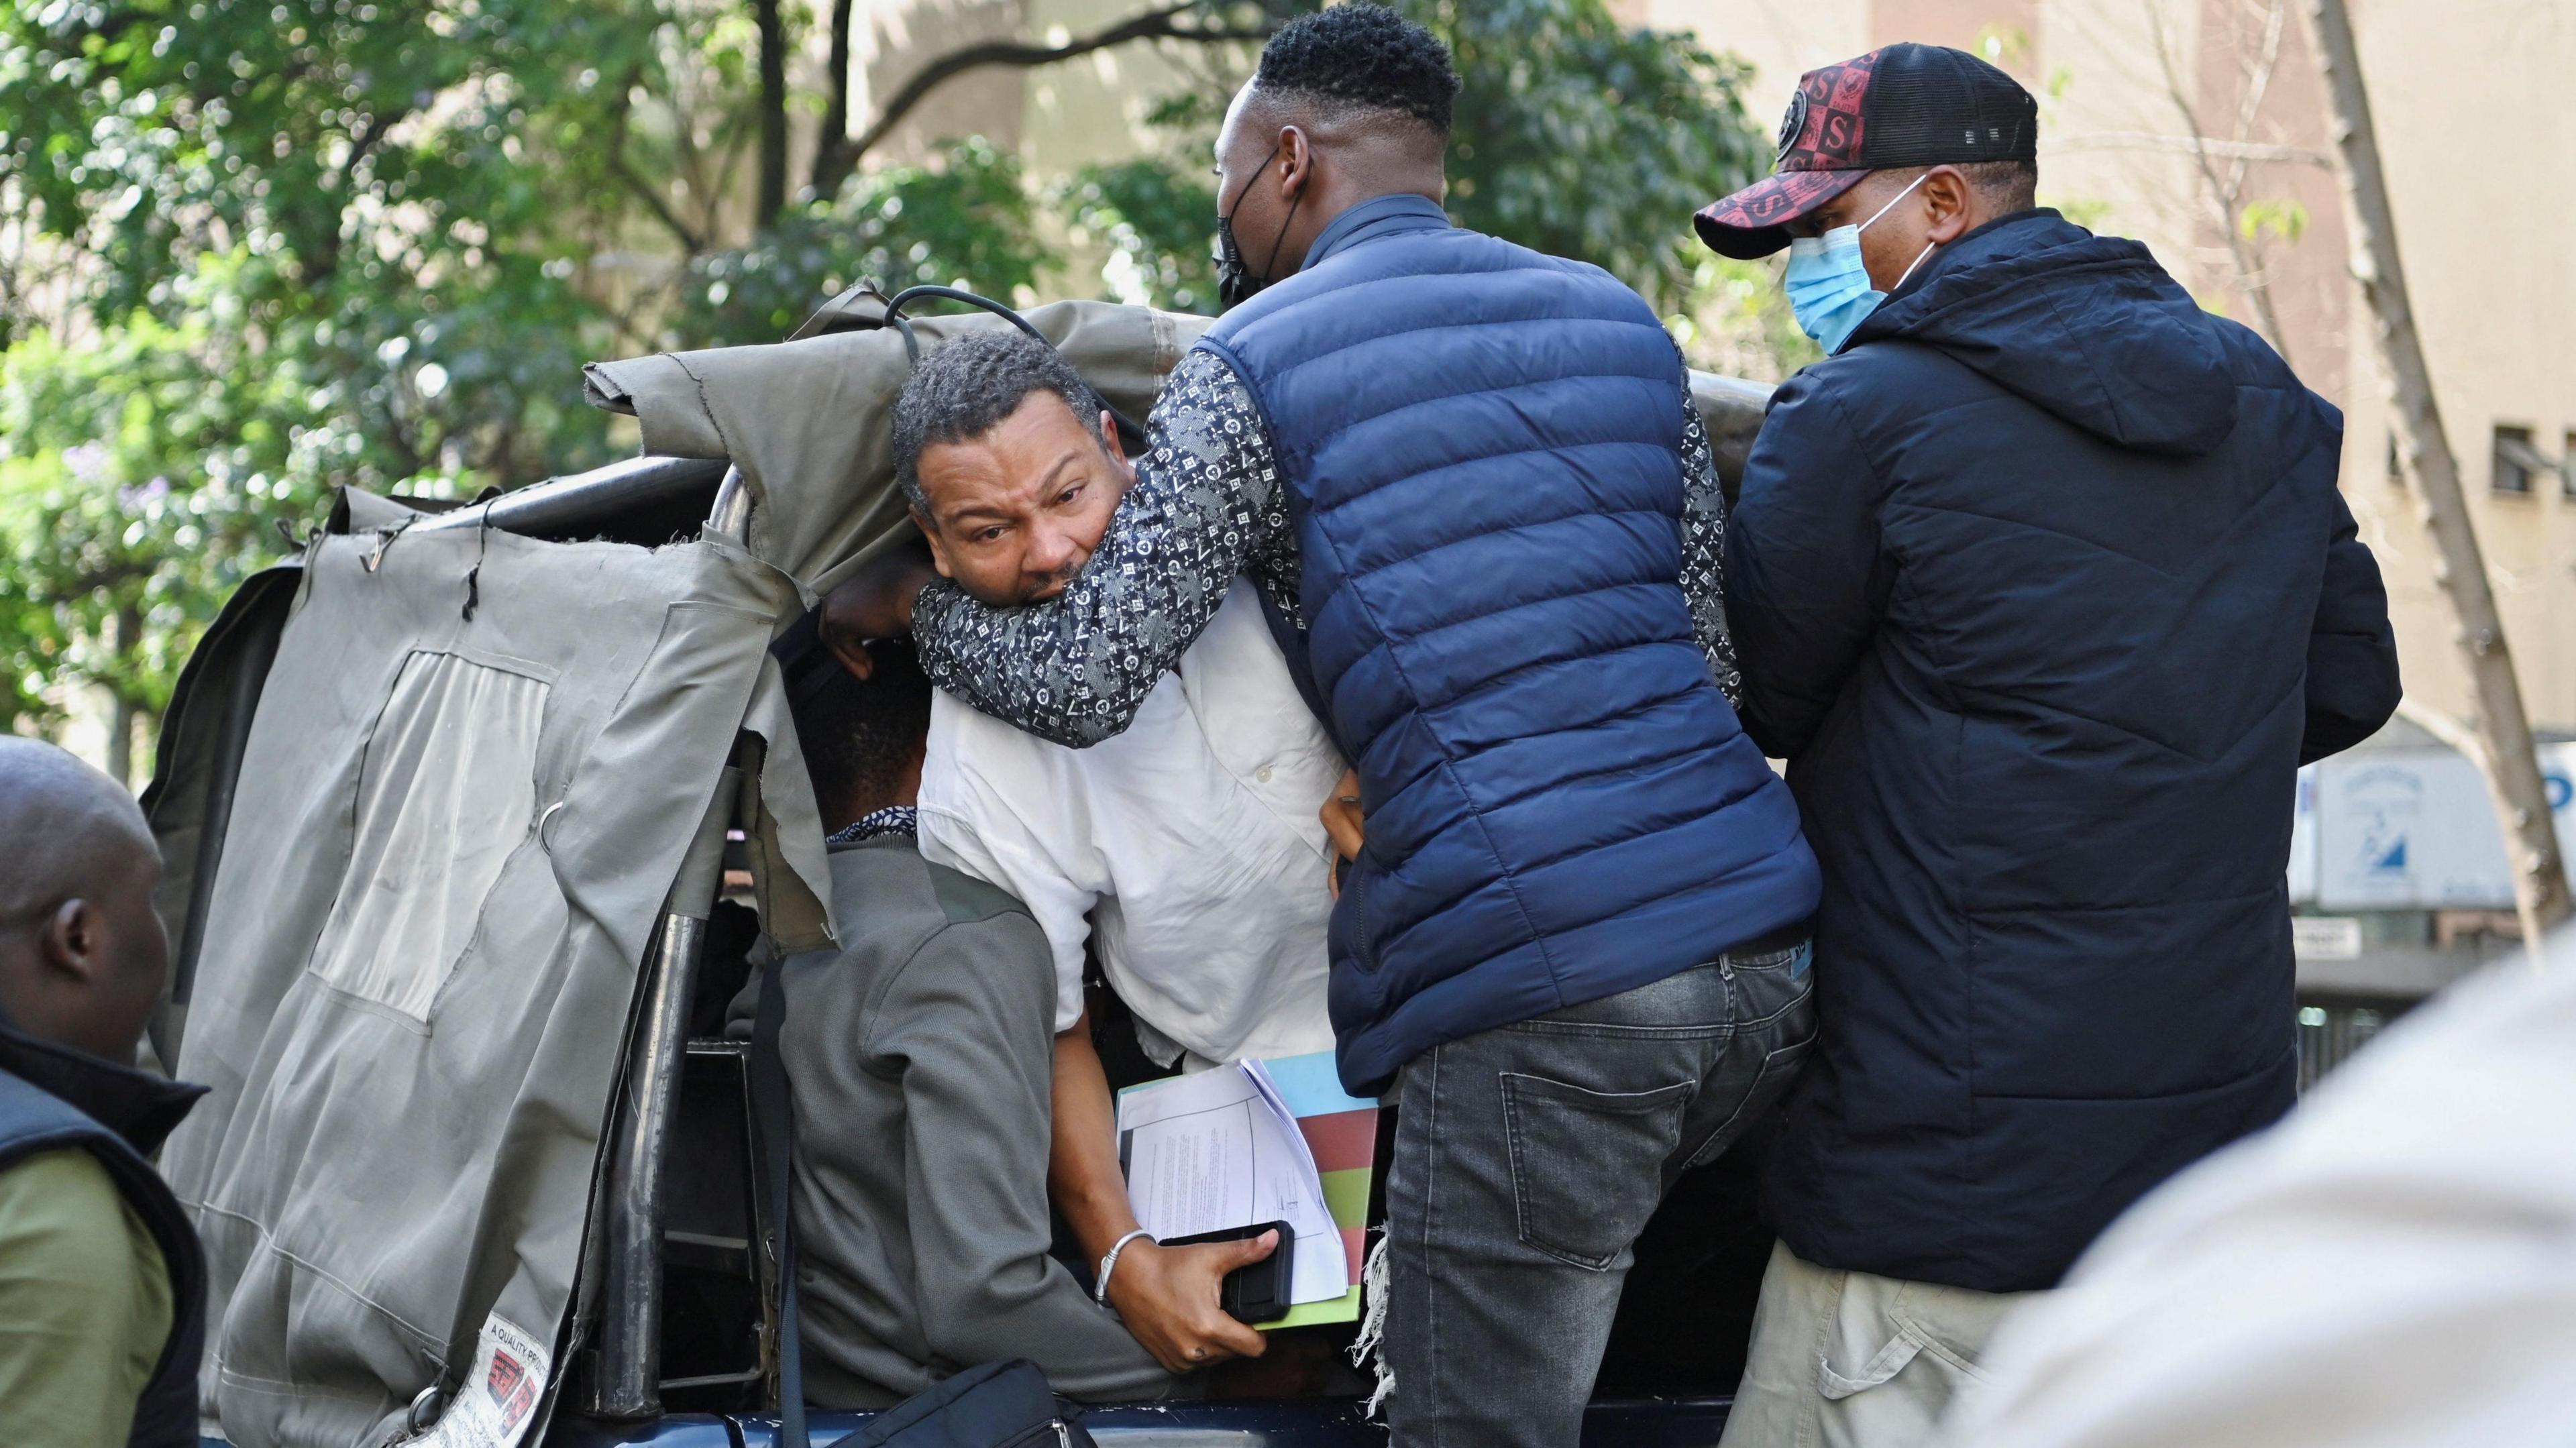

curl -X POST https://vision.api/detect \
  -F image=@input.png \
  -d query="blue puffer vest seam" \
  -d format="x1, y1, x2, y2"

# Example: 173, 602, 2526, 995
1203, 194, 1821, 1097
0, 1024, 207, 1448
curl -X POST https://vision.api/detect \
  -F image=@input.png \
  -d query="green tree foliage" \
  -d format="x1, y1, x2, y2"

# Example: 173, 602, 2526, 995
0, 298, 295, 738
1063, 95, 1226, 315
1053, 5, 1770, 320
0, 0, 679, 749
1, 0, 1770, 771
1413, 0, 1768, 316
677, 139, 1053, 347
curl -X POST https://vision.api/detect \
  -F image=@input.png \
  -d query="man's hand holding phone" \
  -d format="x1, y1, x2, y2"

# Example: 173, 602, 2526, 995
1102, 1230, 1279, 1374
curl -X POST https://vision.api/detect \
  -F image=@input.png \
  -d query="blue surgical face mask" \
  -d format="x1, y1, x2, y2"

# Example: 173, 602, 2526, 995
1783, 173, 1937, 354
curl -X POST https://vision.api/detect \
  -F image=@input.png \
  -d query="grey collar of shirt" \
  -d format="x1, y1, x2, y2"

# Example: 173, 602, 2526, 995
1302, 192, 1452, 272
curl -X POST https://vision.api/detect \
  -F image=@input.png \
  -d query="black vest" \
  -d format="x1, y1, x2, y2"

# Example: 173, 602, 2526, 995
0, 1024, 207, 1447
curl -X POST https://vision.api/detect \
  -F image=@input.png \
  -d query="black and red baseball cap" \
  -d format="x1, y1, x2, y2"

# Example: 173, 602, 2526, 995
1695, 43, 2039, 260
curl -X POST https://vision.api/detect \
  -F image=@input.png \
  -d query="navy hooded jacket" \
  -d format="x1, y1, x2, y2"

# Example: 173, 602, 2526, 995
1726, 210, 2399, 1292
1203, 196, 1821, 1096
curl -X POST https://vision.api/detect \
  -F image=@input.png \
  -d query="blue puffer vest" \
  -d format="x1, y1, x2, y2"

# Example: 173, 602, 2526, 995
1202, 195, 1821, 1096
0, 1022, 207, 1447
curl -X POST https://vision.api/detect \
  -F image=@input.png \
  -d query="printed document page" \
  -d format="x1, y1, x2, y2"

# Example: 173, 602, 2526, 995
1118, 1062, 1350, 1304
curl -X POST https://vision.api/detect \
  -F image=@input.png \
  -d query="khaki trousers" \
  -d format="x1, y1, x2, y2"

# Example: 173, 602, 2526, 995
1716, 1241, 2040, 1448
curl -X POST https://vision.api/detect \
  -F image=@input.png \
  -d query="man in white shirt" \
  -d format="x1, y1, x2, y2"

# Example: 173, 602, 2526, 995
912, 574, 1342, 1071
822, 330, 1345, 1374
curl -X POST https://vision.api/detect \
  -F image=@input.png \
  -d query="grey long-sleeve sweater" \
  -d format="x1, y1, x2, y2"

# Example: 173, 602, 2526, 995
770, 834, 1178, 1409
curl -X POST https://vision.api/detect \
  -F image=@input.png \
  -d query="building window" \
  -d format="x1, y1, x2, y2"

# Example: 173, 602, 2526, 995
2387, 434, 2405, 487
2493, 425, 2537, 494
2564, 431, 2575, 498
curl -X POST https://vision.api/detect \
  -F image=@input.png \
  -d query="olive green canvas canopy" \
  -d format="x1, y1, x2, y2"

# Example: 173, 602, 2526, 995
579, 292, 1213, 596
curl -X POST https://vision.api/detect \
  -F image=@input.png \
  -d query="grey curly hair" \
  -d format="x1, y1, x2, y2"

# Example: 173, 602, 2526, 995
890, 330, 1107, 516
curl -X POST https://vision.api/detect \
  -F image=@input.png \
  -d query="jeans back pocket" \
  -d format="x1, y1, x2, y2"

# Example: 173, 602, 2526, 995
1501, 1072, 1695, 1271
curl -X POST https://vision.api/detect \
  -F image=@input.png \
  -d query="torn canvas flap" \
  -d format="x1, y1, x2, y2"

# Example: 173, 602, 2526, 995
164, 520, 820, 1448
583, 299, 1208, 590
737, 647, 835, 954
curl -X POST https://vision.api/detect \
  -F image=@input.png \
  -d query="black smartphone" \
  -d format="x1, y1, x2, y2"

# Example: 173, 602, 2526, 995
1159, 1220, 1296, 1325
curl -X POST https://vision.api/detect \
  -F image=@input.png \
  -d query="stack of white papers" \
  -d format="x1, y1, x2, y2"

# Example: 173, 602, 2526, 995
1116, 1060, 1349, 1306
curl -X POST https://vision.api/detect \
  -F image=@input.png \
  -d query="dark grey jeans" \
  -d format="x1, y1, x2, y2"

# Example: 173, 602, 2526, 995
1381, 940, 1816, 1448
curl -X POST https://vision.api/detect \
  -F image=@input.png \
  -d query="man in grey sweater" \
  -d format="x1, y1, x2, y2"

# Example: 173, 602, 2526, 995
757, 635, 1273, 1408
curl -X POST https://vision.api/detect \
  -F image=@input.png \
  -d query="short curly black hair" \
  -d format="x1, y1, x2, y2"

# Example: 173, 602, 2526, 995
1254, 3, 1459, 135
788, 636, 930, 824
891, 329, 1106, 518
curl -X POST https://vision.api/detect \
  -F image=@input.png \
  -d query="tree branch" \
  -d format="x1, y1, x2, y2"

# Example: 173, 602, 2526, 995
614, 157, 704, 254
335, 107, 399, 192
2039, 131, 2328, 166
844, 3, 1275, 168
2149, 2, 2294, 362
2221, 0, 2290, 203
65, 558, 153, 598
608, 74, 704, 254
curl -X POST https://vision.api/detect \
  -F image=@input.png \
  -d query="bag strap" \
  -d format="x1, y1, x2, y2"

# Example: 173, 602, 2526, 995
751, 948, 810, 1448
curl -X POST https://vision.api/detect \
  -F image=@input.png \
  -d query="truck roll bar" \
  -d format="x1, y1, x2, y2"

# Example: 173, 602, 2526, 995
584, 472, 759, 1418
411, 454, 732, 541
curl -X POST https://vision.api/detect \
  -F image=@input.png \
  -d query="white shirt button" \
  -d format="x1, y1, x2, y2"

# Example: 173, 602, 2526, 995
1255, 766, 1275, 783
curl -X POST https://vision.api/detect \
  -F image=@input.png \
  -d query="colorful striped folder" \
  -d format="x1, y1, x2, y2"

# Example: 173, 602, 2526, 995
1116, 1049, 1381, 1330
1254, 1050, 1380, 1329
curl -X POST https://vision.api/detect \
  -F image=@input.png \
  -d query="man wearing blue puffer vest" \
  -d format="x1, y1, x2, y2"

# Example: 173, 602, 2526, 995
1698, 44, 2400, 1448
880, 8, 1823, 1444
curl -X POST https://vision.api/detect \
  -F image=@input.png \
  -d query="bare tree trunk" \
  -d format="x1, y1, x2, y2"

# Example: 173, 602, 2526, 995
809, 0, 858, 202
2304, 0, 2572, 948
105, 695, 136, 789
754, 0, 789, 227
104, 603, 142, 789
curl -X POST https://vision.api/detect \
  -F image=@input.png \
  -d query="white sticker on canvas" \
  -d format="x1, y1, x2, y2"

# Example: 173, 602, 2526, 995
416, 1312, 551, 1448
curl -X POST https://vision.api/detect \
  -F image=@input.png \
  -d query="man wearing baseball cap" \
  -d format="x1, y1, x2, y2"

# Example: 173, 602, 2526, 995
1697, 44, 2400, 1447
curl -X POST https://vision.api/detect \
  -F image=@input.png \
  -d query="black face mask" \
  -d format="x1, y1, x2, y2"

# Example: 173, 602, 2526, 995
1215, 145, 1303, 311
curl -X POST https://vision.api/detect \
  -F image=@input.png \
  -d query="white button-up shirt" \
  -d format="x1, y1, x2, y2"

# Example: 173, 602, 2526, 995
916, 579, 1346, 1066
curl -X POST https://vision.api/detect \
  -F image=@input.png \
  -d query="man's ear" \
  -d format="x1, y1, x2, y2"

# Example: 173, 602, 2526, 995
1277, 123, 1313, 201
38, 898, 102, 987
1923, 166, 1978, 244
1097, 409, 1132, 468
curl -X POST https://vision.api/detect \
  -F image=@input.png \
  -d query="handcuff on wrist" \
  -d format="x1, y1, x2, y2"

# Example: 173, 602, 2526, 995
1094, 1227, 1155, 1307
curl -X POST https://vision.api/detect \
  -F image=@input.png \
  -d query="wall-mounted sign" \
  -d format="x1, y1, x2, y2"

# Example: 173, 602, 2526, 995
2290, 915, 2364, 960
2298, 745, 2576, 911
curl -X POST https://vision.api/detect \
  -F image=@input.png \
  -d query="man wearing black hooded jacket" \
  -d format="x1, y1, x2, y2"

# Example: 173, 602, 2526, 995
1696, 44, 2400, 1448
